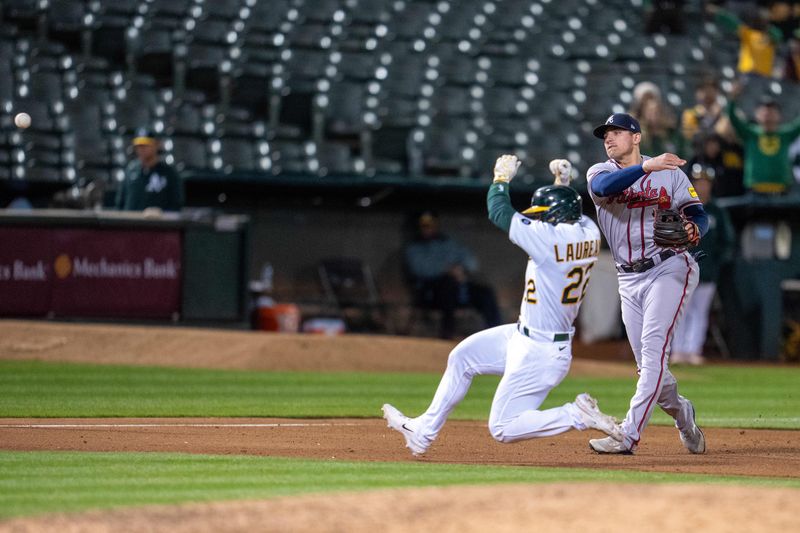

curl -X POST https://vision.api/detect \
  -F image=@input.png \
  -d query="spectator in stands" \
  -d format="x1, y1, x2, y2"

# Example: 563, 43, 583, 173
767, 1, 800, 42
672, 173, 736, 365
727, 83, 800, 194
115, 128, 183, 212
782, 28, 800, 82
686, 132, 745, 198
708, 3, 783, 79
680, 78, 730, 144
403, 210, 501, 339
629, 82, 682, 155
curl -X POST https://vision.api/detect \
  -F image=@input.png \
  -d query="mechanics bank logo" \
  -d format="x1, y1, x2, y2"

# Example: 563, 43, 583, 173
54, 254, 72, 279
53, 254, 178, 280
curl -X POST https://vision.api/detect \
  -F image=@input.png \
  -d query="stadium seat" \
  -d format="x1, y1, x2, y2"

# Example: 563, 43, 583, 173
368, 124, 412, 175
167, 94, 213, 136
417, 122, 475, 178
270, 139, 309, 174
129, 26, 179, 86
47, 0, 90, 52
227, 59, 276, 118
299, 0, 346, 25
430, 85, 476, 119
283, 47, 331, 93
245, 0, 291, 36
333, 50, 381, 82
183, 41, 231, 101
2, 0, 43, 32
112, 78, 161, 135
27, 61, 64, 102
147, 0, 194, 30
314, 80, 367, 144
218, 136, 259, 173
168, 134, 209, 172
389, 1, 436, 41
204, 0, 243, 22
89, 0, 140, 64
312, 141, 354, 176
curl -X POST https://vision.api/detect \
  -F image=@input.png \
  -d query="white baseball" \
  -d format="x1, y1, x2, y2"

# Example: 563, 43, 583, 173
14, 112, 31, 129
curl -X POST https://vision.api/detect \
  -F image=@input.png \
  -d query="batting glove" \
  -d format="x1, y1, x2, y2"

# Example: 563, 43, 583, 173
549, 159, 572, 185
493, 154, 521, 183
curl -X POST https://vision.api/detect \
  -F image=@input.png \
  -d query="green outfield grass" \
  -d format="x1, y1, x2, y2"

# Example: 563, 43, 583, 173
1, 451, 799, 519
0, 361, 798, 428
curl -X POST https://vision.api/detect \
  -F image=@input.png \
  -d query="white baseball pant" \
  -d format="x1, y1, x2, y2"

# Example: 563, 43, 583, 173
617, 252, 699, 450
412, 323, 590, 447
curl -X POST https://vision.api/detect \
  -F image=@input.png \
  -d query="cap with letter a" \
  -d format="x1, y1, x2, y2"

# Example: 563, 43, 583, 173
593, 113, 641, 139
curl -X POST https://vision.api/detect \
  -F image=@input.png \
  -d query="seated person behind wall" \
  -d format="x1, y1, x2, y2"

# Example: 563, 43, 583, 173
115, 128, 184, 212
404, 210, 501, 339
726, 84, 800, 194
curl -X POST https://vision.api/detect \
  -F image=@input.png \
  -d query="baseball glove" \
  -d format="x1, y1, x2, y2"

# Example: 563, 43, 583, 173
653, 209, 700, 248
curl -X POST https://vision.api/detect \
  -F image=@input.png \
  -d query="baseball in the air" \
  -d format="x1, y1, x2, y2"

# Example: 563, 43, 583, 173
14, 112, 31, 129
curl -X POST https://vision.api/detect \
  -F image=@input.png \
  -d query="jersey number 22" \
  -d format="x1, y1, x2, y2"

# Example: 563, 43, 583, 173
525, 263, 594, 305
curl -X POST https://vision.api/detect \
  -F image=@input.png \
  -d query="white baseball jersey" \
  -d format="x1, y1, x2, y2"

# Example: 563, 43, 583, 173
586, 157, 701, 265
406, 212, 606, 449
508, 212, 601, 333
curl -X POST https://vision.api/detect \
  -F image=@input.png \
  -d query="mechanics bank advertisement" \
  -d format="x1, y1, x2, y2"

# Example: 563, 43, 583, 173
0, 228, 181, 318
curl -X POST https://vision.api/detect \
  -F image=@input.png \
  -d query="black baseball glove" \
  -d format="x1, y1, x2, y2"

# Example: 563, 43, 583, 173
653, 208, 700, 248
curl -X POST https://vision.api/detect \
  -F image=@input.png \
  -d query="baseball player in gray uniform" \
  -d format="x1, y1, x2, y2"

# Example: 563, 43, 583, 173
586, 113, 708, 454
382, 155, 622, 456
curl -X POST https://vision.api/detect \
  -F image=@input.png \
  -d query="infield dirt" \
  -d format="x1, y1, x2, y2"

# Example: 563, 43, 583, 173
1, 320, 798, 532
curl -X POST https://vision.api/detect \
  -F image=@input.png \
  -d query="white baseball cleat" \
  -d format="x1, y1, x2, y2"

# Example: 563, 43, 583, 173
574, 393, 624, 441
678, 400, 706, 454
382, 403, 429, 456
589, 436, 634, 455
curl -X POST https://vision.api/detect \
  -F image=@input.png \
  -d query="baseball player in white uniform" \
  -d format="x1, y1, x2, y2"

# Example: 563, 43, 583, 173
586, 113, 708, 454
382, 155, 622, 456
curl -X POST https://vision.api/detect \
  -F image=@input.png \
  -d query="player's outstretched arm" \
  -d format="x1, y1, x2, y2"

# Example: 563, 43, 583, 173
591, 153, 686, 197
642, 153, 686, 173
487, 154, 521, 232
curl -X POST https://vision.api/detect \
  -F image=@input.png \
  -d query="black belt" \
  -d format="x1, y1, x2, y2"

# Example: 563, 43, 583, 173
617, 250, 677, 273
517, 322, 570, 342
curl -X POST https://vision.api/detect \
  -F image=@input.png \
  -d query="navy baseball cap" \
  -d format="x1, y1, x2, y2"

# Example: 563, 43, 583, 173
593, 113, 642, 139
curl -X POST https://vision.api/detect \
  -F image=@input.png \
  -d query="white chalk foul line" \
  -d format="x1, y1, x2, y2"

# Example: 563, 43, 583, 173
0, 422, 364, 429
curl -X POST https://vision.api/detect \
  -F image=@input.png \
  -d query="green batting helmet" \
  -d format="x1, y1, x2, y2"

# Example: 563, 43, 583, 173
521, 185, 582, 225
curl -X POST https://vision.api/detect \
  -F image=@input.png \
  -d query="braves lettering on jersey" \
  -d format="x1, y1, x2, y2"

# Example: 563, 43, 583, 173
509, 212, 601, 333
586, 156, 701, 266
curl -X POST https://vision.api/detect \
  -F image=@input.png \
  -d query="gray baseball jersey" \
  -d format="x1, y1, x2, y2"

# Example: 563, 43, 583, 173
586, 157, 701, 266
585, 155, 702, 452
